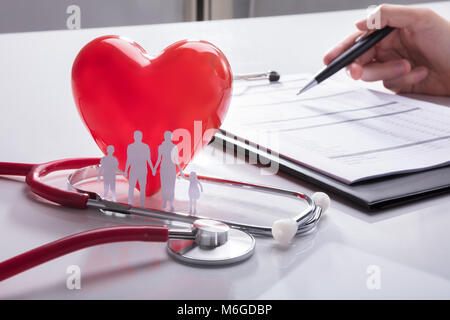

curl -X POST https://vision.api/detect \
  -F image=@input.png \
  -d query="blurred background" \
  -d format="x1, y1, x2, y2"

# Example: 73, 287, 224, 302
0, 0, 445, 33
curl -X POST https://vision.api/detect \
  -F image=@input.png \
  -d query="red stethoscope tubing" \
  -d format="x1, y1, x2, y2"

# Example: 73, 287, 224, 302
0, 158, 100, 208
0, 225, 169, 282
0, 158, 169, 282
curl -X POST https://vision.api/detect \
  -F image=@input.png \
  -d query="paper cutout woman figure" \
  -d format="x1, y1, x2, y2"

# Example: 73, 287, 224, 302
187, 171, 203, 214
124, 130, 154, 207
154, 131, 185, 211
97, 145, 122, 202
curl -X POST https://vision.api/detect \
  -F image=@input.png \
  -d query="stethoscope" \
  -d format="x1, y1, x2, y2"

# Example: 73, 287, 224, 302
234, 70, 280, 83
0, 157, 329, 281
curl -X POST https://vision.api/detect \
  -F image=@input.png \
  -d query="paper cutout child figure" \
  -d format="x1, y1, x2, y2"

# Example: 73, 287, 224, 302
124, 130, 154, 207
153, 131, 185, 212
187, 171, 203, 214
97, 145, 122, 202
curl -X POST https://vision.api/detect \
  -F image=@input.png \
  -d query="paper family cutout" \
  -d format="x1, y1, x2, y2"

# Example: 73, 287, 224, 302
97, 130, 203, 214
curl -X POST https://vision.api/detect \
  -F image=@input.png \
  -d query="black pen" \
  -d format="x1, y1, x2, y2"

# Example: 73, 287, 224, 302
297, 26, 395, 95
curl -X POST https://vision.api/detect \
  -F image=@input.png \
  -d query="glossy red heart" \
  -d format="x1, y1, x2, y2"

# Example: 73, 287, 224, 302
72, 36, 232, 196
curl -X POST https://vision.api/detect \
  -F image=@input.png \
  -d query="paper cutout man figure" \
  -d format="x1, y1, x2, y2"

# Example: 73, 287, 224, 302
187, 171, 203, 214
154, 131, 185, 211
97, 145, 122, 202
124, 130, 154, 207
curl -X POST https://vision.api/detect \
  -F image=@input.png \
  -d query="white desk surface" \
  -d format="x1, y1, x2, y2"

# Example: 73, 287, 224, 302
0, 2, 449, 299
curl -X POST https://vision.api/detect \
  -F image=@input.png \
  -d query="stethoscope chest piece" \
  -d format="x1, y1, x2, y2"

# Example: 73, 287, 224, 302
167, 219, 255, 266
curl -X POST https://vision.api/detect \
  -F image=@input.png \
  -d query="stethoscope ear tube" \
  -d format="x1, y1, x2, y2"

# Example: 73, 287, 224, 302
79, 167, 324, 243
0, 158, 101, 209
0, 162, 34, 176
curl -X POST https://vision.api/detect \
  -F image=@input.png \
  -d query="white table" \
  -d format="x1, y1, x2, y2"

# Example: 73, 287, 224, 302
0, 1, 449, 299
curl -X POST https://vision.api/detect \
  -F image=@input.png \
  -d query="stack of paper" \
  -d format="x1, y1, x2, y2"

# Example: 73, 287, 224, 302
222, 74, 450, 184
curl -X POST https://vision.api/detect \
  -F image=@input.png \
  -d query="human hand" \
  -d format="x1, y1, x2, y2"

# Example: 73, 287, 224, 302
323, 4, 450, 95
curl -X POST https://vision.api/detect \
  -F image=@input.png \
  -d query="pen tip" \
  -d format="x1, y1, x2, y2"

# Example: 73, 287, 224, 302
297, 79, 318, 96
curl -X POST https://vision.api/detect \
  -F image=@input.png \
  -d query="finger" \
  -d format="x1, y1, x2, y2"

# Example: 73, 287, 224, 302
383, 66, 429, 92
355, 4, 432, 31
323, 30, 364, 65
360, 59, 411, 82
355, 18, 369, 31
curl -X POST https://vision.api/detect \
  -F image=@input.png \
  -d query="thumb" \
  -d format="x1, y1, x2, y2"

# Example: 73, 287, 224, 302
355, 4, 431, 31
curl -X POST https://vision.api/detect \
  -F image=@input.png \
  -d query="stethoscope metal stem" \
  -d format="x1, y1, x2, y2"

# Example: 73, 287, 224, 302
234, 70, 280, 82
168, 228, 196, 240
234, 72, 268, 80
74, 164, 323, 240
86, 197, 320, 237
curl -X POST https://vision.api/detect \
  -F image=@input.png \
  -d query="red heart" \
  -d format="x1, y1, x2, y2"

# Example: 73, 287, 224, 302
71, 36, 232, 196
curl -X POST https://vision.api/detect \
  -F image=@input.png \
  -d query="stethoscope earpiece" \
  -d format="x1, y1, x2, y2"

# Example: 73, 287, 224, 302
268, 70, 280, 82
272, 192, 330, 246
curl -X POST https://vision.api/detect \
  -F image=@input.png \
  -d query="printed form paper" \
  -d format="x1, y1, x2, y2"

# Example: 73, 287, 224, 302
221, 74, 450, 184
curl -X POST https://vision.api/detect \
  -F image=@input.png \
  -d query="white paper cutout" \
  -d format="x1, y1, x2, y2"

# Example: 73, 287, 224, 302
97, 145, 122, 201
154, 131, 185, 212
186, 171, 203, 214
98, 129, 204, 214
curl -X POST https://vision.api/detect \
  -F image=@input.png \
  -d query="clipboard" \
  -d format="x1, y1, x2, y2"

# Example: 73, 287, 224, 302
214, 130, 450, 211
